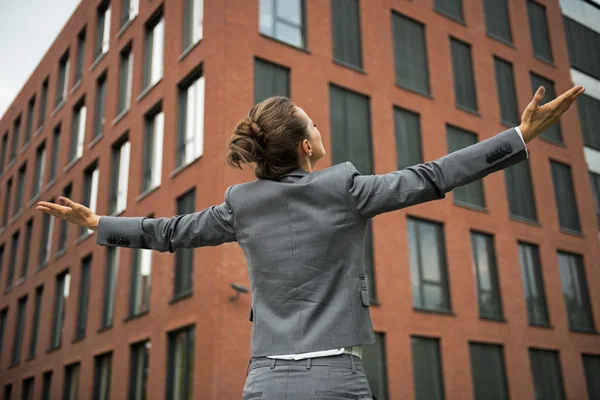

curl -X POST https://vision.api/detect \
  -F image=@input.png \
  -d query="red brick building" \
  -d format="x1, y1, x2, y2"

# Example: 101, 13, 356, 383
0, 0, 599, 399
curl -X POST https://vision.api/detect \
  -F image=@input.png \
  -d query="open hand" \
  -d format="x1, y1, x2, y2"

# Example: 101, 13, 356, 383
519, 85, 585, 143
36, 197, 100, 231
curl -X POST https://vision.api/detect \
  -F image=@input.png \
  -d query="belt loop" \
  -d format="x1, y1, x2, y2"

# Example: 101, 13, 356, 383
349, 354, 356, 374
306, 358, 312, 369
270, 359, 277, 369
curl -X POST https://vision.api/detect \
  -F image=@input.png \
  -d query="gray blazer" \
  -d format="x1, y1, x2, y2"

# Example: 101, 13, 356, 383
96, 127, 527, 357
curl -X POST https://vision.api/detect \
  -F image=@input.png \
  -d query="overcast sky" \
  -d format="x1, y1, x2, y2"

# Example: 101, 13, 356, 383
0, 0, 80, 118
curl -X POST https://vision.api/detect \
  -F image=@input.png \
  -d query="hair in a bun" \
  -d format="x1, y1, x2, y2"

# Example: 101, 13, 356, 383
227, 96, 309, 180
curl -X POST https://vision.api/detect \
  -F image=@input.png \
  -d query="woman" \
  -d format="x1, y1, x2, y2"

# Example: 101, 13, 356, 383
37, 85, 584, 399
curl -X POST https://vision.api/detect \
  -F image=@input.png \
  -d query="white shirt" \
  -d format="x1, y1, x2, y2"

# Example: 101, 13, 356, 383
267, 127, 527, 361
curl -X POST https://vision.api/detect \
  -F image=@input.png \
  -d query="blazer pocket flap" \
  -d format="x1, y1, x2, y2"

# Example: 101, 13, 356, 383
360, 289, 370, 307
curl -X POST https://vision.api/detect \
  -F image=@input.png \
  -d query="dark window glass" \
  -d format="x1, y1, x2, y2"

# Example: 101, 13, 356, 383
411, 336, 445, 400
166, 326, 195, 400
10, 116, 21, 163
331, 0, 363, 69
434, 0, 463, 21
94, 74, 107, 140
32, 142, 46, 199
20, 219, 33, 279
142, 107, 163, 192
564, 16, 600, 80
74, 257, 91, 340
93, 352, 112, 400
95, 2, 111, 59
108, 137, 130, 215
68, 100, 86, 163
447, 125, 484, 207
174, 190, 195, 297
550, 161, 580, 232
557, 251, 595, 332
578, 94, 600, 151
129, 340, 150, 400
10, 295, 27, 365
25, 96, 35, 145
39, 79, 49, 129
14, 164, 26, 217
494, 57, 519, 125
49, 125, 61, 182
55, 52, 70, 107
50, 270, 70, 350
408, 218, 451, 312
143, 13, 164, 89
529, 349, 565, 400
2, 179, 13, 228
450, 38, 478, 112
530, 73, 562, 142
42, 371, 53, 400
39, 198, 55, 267
527, 1, 553, 61
391, 12, 430, 94
0, 308, 7, 362
129, 248, 152, 317
118, 46, 133, 115
5, 231, 19, 290
582, 354, 600, 400
254, 58, 290, 104
102, 248, 118, 328
58, 184, 72, 252
504, 158, 537, 221
176, 71, 204, 167
28, 286, 44, 358
182, 0, 203, 50
121, 0, 137, 26
329, 84, 376, 303
394, 107, 423, 169
0, 133, 7, 175
591, 172, 600, 229
63, 362, 80, 400
259, 0, 306, 48
484, 0, 512, 43
3, 384, 11, 400
471, 232, 502, 320
469, 343, 509, 399
22, 377, 34, 400
75, 29, 86, 83
80, 164, 99, 237
518, 242, 549, 326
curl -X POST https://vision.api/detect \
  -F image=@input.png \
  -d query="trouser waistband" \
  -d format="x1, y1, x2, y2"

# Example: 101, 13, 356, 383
246, 353, 364, 376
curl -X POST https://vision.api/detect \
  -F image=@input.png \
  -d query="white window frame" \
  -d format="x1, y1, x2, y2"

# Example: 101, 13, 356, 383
116, 141, 130, 214
183, 76, 204, 164
102, 6, 111, 54
76, 105, 87, 160
151, 112, 164, 188
44, 214, 55, 265
34, 146, 46, 197
87, 167, 99, 234
150, 17, 164, 86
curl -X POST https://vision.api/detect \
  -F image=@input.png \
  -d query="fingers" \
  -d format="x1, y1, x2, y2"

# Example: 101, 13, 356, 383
530, 86, 546, 108
58, 196, 79, 210
36, 201, 71, 215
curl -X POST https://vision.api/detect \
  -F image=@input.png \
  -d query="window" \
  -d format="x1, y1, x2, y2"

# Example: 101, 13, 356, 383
109, 137, 130, 215
101, 248, 119, 328
129, 340, 150, 400
68, 100, 86, 164
254, 58, 290, 104
504, 158, 537, 221
471, 232, 502, 320
391, 12, 430, 94
42, 371, 52, 400
50, 270, 70, 350
0, 133, 7, 175
529, 349, 565, 400
142, 108, 164, 192
483, 0, 512, 43
10, 296, 27, 366
518, 242, 549, 326
166, 326, 195, 400
469, 343, 509, 399
49, 125, 60, 183
329, 84, 376, 302
32, 230, 52, 278
63, 362, 80, 400
22, 377, 34, 400
411, 336, 445, 400
494, 57, 519, 125
117, 46, 133, 115
582, 354, 600, 400
143, 13, 164, 89
394, 107, 423, 169
361, 333, 388, 400
93, 73, 107, 140
331, 0, 362, 69
450, 38, 478, 112
447, 125, 484, 207
28, 286, 43, 358
10, 115, 21, 164
55, 52, 70, 107
527, 1, 553, 62
530, 73, 562, 142
0, 308, 7, 361
408, 218, 450, 312
434, 0, 463, 22
3, 385, 11, 400
130, 248, 152, 316
0, 245, 4, 287
58, 184, 72, 252
20, 219, 33, 279
557, 251, 595, 332
80, 164, 99, 237
182, 0, 203, 51
579, 94, 600, 151
95, 2, 111, 59
93, 352, 112, 400
3, 179, 12, 228
39, 79, 49, 129
14, 163, 26, 218
32, 142, 46, 200
121, 0, 139, 27
177, 71, 204, 167
259, 0, 305, 48
5, 231, 19, 290
75, 29, 86, 84
550, 161, 581, 232
174, 190, 195, 297
564, 16, 600, 80
25, 96, 35, 145
74, 256, 91, 340
591, 172, 600, 228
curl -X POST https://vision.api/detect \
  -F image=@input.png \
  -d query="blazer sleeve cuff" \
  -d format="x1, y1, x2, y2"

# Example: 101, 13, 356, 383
96, 216, 147, 248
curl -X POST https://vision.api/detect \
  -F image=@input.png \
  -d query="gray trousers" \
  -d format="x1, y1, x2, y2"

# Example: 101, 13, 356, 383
242, 354, 374, 399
